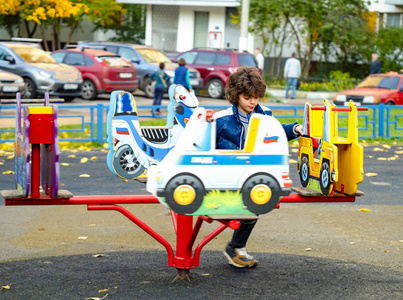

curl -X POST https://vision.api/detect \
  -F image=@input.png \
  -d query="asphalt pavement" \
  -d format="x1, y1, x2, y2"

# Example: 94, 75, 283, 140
0, 142, 402, 299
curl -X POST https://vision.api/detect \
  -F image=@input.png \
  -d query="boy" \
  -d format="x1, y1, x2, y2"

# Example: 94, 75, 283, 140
214, 66, 303, 268
150, 62, 170, 114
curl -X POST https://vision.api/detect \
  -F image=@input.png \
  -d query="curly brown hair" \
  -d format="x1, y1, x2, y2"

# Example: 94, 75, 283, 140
225, 66, 266, 104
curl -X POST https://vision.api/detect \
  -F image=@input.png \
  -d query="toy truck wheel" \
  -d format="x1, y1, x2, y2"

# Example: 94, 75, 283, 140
241, 173, 281, 214
299, 155, 310, 187
320, 160, 331, 195
165, 174, 205, 214
113, 144, 145, 179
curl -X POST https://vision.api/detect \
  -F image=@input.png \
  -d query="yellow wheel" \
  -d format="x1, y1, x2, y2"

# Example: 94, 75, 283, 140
250, 184, 272, 205
241, 173, 281, 214
165, 174, 205, 214
173, 184, 196, 205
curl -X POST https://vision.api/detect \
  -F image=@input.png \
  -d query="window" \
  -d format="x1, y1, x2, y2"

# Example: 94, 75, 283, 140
64, 53, 85, 66
215, 53, 231, 65
51, 52, 66, 63
194, 52, 215, 65
178, 52, 197, 64
238, 54, 257, 67
193, 12, 209, 48
118, 47, 139, 62
386, 13, 401, 27
0, 48, 10, 61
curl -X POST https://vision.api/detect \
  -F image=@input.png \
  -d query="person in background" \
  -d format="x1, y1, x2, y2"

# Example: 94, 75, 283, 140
214, 66, 303, 268
150, 62, 170, 114
254, 48, 265, 73
370, 53, 382, 74
174, 58, 192, 91
284, 52, 301, 100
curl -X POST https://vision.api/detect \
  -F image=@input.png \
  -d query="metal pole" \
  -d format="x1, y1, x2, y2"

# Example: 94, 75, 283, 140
239, 0, 250, 51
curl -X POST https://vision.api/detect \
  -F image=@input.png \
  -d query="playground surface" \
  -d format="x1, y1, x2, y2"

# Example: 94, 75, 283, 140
0, 145, 402, 299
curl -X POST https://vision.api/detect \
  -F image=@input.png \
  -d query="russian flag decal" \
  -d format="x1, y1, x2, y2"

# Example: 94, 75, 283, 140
263, 136, 278, 143
116, 127, 130, 135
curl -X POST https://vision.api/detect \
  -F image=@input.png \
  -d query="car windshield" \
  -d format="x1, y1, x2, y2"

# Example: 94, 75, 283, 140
357, 76, 401, 90
9, 45, 57, 63
97, 56, 132, 67
136, 48, 171, 63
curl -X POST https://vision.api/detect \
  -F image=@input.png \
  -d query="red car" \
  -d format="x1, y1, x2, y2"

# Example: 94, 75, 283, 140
334, 72, 403, 105
51, 49, 138, 100
174, 48, 258, 99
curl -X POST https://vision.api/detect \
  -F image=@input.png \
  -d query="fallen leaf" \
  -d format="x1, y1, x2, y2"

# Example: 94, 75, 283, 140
78, 236, 88, 240
366, 155, 373, 158
1, 285, 10, 290
80, 157, 88, 163
7, 155, 14, 159
373, 147, 385, 152
384, 250, 390, 253
395, 150, 403, 155
98, 289, 108, 293
103, 143, 108, 149
38, 227, 46, 231
377, 157, 387, 161
90, 156, 97, 160
2, 170, 14, 175
92, 254, 108, 257
61, 183, 65, 186
305, 248, 312, 251
360, 208, 371, 212
364, 172, 378, 177
122, 179, 128, 182
387, 157, 397, 161
382, 144, 391, 149
85, 295, 108, 300
60, 163, 70, 166
399, 240, 403, 243
79, 174, 90, 178
68, 155, 76, 158
201, 273, 212, 276
89, 224, 96, 226
289, 159, 298, 164
0, 162, 4, 165
291, 148, 298, 153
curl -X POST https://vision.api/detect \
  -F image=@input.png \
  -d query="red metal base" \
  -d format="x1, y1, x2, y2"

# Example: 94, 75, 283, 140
4, 193, 356, 275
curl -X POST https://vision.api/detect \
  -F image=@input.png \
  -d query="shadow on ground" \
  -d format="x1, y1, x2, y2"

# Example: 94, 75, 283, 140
1, 251, 402, 300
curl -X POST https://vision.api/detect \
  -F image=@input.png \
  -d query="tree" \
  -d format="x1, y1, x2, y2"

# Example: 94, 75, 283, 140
107, 4, 145, 43
374, 26, 403, 73
0, 0, 20, 37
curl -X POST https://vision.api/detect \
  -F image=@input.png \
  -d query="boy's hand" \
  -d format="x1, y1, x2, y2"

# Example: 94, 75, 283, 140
294, 124, 304, 136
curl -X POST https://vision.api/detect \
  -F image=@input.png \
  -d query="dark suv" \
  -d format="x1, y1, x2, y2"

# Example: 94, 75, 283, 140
75, 42, 203, 98
174, 48, 258, 98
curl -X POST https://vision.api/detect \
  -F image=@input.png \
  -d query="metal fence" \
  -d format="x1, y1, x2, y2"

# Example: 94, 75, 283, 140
1, 104, 402, 143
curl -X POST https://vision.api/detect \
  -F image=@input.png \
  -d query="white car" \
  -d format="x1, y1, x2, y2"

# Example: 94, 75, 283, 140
147, 107, 293, 216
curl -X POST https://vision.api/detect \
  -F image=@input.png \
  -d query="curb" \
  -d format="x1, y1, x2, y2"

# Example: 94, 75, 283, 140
267, 88, 337, 100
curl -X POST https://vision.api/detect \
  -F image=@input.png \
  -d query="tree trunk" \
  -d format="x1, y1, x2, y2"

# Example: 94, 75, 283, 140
39, 25, 49, 52
24, 20, 38, 38
66, 20, 79, 46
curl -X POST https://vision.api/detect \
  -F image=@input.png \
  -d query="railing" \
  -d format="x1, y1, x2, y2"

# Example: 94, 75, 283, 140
1, 104, 402, 143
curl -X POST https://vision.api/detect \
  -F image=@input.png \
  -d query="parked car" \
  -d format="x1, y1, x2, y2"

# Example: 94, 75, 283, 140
0, 70, 25, 97
74, 42, 203, 98
334, 72, 403, 106
0, 42, 82, 101
174, 48, 258, 99
51, 48, 138, 100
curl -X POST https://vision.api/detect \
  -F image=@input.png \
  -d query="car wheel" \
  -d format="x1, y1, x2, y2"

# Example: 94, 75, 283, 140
319, 160, 331, 195
112, 144, 145, 179
299, 155, 310, 187
385, 101, 394, 105
81, 79, 97, 100
241, 173, 281, 214
63, 96, 75, 102
22, 78, 37, 99
143, 77, 155, 98
207, 79, 224, 99
164, 173, 205, 214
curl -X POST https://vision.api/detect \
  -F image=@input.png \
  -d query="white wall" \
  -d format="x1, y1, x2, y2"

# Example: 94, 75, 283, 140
176, 6, 226, 52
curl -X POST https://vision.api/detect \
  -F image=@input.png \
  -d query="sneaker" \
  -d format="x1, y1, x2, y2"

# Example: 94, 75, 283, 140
223, 245, 258, 268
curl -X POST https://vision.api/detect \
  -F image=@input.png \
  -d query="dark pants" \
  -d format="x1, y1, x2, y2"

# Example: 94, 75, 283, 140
228, 219, 257, 249
153, 87, 165, 111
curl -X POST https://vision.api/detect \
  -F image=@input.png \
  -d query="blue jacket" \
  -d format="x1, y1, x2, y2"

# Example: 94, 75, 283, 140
214, 104, 299, 150
150, 70, 170, 89
174, 65, 192, 89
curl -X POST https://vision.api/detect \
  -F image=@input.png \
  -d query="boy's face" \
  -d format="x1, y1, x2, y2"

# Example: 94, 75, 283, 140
238, 93, 259, 114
